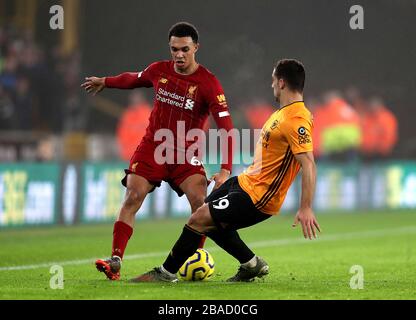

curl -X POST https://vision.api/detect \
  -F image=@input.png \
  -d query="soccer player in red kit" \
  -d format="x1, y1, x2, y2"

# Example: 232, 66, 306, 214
81, 22, 234, 280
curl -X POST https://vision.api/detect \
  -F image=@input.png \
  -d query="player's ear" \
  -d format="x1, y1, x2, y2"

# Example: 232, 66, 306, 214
194, 43, 199, 53
278, 78, 285, 90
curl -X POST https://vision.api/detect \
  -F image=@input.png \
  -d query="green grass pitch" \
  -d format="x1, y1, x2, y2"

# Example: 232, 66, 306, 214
1, 210, 415, 300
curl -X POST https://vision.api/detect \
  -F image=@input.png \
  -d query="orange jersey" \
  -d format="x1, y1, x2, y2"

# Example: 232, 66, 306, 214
238, 101, 313, 215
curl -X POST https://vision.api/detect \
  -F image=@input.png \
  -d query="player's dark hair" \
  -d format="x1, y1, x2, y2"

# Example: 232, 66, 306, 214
274, 59, 305, 92
169, 22, 199, 43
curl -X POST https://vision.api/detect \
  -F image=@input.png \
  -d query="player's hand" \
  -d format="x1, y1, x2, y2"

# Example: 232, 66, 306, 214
81, 77, 105, 95
292, 207, 321, 240
210, 169, 230, 190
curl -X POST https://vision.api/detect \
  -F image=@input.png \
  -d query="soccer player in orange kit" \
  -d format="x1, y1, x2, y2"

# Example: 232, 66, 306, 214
132, 59, 321, 283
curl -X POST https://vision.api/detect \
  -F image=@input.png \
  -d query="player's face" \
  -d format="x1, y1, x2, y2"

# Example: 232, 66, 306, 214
169, 36, 199, 71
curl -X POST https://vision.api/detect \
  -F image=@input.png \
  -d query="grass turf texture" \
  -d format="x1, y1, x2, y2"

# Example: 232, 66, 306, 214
1, 210, 415, 300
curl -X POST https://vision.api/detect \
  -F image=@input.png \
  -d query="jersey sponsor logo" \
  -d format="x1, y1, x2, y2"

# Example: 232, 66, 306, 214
216, 94, 228, 108
155, 86, 198, 112
159, 77, 168, 84
157, 88, 185, 102
186, 85, 198, 98
297, 126, 311, 144
156, 87, 189, 109
185, 99, 195, 110
131, 162, 138, 172
217, 94, 226, 103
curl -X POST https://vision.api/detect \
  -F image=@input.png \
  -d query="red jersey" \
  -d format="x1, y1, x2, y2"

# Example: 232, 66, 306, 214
105, 61, 234, 171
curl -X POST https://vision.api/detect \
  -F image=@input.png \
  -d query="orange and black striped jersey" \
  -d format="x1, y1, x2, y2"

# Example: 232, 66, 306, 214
238, 101, 313, 215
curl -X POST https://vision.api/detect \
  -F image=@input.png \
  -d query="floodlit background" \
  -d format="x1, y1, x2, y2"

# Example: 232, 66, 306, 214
0, 0, 415, 226
1, 0, 416, 302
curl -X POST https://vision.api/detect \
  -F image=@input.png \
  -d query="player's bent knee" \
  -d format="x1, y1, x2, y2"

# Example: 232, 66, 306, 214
187, 214, 200, 229
123, 189, 145, 210
189, 198, 205, 213
188, 205, 213, 232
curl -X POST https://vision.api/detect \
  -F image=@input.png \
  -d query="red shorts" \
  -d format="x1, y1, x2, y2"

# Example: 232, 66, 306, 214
121, 140, 207, 196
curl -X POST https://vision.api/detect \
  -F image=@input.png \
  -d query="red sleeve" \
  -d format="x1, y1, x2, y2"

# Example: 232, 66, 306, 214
104, 63, 157, 89
207, 76, 234, 173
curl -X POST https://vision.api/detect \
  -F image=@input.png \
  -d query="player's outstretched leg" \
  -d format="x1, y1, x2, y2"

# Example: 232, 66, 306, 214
226, 256, 269, 282
130, 224, 202, 282
96, 174, 153, 280
95, 219, 133, 281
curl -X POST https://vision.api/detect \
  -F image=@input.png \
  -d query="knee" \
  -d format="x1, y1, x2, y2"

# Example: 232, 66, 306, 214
188, 208, 203, 229
123, 188, 145, 210
188, 205, 211, 233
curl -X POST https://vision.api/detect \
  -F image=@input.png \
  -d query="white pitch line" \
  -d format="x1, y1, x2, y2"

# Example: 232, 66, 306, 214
1, 225, 415, 272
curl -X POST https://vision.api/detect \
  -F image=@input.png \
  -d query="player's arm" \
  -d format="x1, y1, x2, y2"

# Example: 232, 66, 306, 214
281, 116, 320, 239
292, 151, 321, 239
208, 78, 235, 190
81, 65, 155, 95
81, 73, 143, 95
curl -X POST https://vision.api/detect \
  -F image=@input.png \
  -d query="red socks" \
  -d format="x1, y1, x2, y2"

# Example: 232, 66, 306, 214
112, 221, 133, 259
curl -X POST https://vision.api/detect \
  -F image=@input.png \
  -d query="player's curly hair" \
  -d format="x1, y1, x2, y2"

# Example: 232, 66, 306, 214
169, 22, 199, 43
274, 59, 305, 92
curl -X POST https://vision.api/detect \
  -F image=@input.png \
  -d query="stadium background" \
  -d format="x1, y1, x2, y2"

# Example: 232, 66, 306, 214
2, 0, 416, 303
0, 0, 415, 227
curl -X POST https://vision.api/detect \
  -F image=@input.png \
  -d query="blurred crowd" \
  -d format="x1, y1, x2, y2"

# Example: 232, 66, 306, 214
0, 26, 82, 133
120, 89, 398, 162
238, 89, 398, 161
310, 89, 398, 161
0, 26, 398, 162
